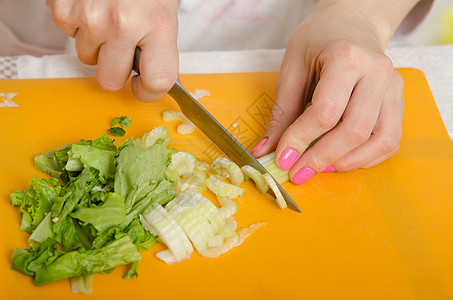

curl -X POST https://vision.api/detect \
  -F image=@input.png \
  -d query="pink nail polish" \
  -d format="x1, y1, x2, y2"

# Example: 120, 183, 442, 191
252, 138, 268, 152
293, 168, 316, 185
279, 148, 298, 171
322, 165, 336, 173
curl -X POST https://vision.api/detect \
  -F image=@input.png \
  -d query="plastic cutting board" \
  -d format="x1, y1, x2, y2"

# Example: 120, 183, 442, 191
0, 68, 452, 300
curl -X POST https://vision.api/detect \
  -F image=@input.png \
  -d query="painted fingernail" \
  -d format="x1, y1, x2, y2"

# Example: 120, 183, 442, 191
279, 148, 298, 171
252, 138, 268, 152
322, 165, 336, 173
293, 168, 316, 185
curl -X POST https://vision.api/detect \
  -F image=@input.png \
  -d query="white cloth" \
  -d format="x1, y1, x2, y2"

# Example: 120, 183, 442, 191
0, 0, 435, 55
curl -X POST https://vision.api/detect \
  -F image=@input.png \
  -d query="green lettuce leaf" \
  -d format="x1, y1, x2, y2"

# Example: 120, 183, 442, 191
114, 139, 171, 212
34, 234, 141, 286
111, 116, 132, 128
71, 192, 128, 232
68, 143, 116, 177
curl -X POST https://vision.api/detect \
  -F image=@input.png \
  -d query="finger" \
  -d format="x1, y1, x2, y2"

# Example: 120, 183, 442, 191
131, 28, 179, 102
333, 71, 405, 171
288, 62, 394, 184
272, 63, 359, 170
46, 0, 78, 37
74, 28, 103, 66
96, 41, 136, 91
252, 50, 309, 157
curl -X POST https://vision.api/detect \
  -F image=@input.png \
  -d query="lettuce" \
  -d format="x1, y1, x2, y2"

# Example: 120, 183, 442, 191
71, 192, 128, 232
114, 139, 172, 212
34, 234, 141, 286
10, 126, 176, 291
12, 234, 141, 286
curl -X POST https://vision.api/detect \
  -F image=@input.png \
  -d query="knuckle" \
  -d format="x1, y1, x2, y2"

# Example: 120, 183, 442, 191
323, 41, 361, 71
79, 7, 99, 29
51, 3, 69, 24
313, 102, 341, 131
266, 118, 284, 135
282, 124, 313, 151
345, 119, 372, 145
373, 55, 395, 77
148, 7, 177, 36
379, 132, 401, 154
305, 148, 333, 173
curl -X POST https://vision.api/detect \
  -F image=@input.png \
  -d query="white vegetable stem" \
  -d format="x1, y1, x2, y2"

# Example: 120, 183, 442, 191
257, 152, 289, 184
162, 111, 196, 135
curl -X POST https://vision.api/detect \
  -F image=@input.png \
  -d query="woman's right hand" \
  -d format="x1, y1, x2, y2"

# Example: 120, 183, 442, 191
45, 0, 179, 102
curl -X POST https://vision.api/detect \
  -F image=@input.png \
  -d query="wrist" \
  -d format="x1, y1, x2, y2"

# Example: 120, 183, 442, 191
313, 0, 421, 49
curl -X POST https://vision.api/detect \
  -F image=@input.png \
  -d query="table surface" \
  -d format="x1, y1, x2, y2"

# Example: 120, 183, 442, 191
1, 45, 452, 141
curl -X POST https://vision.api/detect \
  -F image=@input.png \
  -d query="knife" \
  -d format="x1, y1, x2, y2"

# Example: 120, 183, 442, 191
132, 48, 301, 213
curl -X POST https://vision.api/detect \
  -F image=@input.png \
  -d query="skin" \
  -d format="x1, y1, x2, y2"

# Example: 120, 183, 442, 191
45, 0, 179, 101
46, 0, 422, 184
251, 0, 421, 183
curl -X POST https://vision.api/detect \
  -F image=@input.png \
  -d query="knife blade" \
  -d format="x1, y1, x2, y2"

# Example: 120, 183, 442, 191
132, 48, 300, 213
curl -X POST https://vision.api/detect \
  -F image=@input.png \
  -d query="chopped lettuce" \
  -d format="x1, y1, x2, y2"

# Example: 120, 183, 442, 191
111, 116, 132, 128
10, 123, 262, 293
71, 192, 128, 232
12, 234, 141, 286
108, 127, 126, 137
10, 127, 176, 291
114, 139, 172, 211
108, 116, 132, 136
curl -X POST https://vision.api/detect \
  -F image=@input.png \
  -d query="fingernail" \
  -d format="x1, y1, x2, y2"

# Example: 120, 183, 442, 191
293, 168, 316, 185
252, 138, 268, 152
279, 148, 298, 171
322, 165, 336, 173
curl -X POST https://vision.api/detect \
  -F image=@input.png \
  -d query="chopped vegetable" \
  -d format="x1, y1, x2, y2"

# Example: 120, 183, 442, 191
136, 126, 171, 148
70, 275, 94, 294
179, 171, 207, 194
196, 161, 210, 172
111, 116, 132, 128
167, 152, 197, 178
10, 124, 267, 292
108, 116, 132, 137
10, 129, 173, 291
206, 174, 244, 199
263, 173, 287, 209
241, 165, 269, 194
257, 152, 289, 185
217, 197, 238, 219
211, 157, 244, 186
162, 110, 196, 135
108, 126, 126, 137
140, 204, 193, 263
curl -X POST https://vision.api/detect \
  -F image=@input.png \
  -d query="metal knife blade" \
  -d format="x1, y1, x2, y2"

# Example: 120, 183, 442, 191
133, 48, 301, 212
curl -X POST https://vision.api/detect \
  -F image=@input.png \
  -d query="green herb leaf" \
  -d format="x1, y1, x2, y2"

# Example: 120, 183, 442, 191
111, 116, 132, 128
108, 127, 126, 137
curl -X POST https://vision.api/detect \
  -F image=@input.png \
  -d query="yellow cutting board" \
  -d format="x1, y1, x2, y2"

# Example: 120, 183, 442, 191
0, 68, 452, 300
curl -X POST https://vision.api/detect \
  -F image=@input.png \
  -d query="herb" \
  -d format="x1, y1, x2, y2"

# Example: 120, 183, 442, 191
108, 116, 132, 137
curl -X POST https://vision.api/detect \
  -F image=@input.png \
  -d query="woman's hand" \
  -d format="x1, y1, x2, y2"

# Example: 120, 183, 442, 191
45, 0, 179, 102
251, 0, 417, 185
